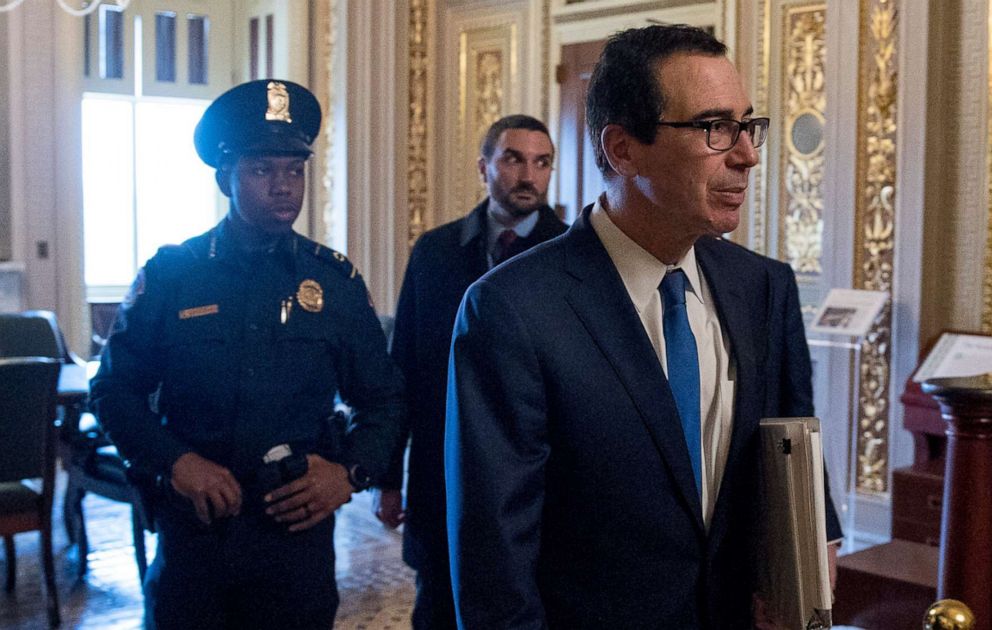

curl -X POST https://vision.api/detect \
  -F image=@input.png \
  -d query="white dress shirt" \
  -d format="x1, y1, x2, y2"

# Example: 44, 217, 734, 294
486, 204, 540, 268
589, 198, 736, 527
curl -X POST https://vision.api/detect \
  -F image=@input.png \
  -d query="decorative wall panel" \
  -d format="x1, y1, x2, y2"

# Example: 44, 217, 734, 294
474, 50, 504, 160
541, 0, 551, 122
853, 0, 898, 494
778, 4, 825, 277
409, 0, 431, 246
320, 0, 338, 245
456, 24, 517, 210
986, 8, 992, 334
749, 0, 772, 255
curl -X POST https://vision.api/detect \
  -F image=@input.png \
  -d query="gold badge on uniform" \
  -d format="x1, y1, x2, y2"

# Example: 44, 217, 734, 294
296, 279, 324, 313
265, 81, 292, 123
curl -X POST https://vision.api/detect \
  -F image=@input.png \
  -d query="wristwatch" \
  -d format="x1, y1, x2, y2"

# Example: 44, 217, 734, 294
347, 463, 372, 491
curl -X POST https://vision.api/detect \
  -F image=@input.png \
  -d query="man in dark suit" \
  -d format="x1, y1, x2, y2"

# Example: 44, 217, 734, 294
445, 25, 842, 629
373, 115, 567, 629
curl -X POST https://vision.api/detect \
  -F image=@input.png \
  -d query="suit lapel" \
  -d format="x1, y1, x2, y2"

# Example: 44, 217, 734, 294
562, 211, 705, 533
695, 238, 766, 543
458, 200, 491, 278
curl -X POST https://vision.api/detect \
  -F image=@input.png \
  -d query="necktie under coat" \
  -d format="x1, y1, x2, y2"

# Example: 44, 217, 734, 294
493, 229, 518, 266
660, 268, 702, 498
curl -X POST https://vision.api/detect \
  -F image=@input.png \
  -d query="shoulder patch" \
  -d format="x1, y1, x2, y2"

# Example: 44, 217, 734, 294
122, 268, 146, 307
298, 236, 361, 280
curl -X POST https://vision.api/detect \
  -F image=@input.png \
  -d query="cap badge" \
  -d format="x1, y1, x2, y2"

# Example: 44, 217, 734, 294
265, 81, 292, 123
296, 279, 324, 313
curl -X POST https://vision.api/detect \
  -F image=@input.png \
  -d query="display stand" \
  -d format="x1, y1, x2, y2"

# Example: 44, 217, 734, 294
807, 288, 888, 552
806, 335, 864, 552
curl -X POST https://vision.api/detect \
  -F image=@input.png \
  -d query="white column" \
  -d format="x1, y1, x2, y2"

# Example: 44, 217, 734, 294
3, 3, 87, 353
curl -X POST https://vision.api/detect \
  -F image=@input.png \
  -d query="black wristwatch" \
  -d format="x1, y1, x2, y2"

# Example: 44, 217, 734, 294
347, 463, 372, 491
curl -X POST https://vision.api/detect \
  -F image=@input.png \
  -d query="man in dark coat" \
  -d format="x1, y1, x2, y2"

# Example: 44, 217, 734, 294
90, 79, 404, 629
372, 115, 567, 629
445, 26, 842, 629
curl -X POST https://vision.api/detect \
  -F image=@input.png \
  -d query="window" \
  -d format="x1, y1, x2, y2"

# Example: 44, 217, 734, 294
81, 95, 218, 290
81, 1, 232, 297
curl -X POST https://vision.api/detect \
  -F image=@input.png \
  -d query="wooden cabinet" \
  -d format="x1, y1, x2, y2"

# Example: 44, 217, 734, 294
891, 460, 943, 546
891, 379, 947, 546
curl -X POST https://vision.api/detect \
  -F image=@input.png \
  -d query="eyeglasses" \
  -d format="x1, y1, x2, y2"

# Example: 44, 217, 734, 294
656, 117, 769, 151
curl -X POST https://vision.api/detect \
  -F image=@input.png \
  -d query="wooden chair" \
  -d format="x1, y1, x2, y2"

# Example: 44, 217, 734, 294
0, 357, 62, 628
0, 310, 151, 581
0, 310, 63, 359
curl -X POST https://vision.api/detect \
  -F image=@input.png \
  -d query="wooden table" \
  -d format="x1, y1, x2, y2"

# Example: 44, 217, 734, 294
833, 539, 938, 629
57, 361, 98, 407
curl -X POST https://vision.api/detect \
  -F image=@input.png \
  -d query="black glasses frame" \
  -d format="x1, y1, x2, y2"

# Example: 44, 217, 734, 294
656, 117, 770, 151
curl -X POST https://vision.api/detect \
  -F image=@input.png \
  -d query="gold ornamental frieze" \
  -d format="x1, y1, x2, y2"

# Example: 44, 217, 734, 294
779, 5, 826, 277
985, 5, 992, 334
408, 0, 431, 246
457, 24, 516, 214
985, 192, 992, 332
322, 0, 338, 245
853, 0, 898, 494
749, 0, 772, 255
475, 51, 504, 203
540, 0, 551, 123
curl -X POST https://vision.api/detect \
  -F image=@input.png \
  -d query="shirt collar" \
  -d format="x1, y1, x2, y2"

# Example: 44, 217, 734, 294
486, 204, 540, 252
589, 196, 704, 313
212, 215, 297, 268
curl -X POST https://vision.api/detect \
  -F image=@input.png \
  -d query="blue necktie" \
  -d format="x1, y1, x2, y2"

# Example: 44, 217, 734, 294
660, 269, 702, 498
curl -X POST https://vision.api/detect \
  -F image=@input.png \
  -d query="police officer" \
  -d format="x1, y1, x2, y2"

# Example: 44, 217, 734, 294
90, 79, 405, 629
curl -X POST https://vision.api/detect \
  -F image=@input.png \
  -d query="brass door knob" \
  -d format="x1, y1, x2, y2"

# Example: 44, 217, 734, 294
924, 599, 975, 630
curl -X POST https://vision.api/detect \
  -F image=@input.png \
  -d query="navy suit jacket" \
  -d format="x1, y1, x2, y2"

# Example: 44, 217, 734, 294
445, 207, 842, 629
387, 199, 566, 570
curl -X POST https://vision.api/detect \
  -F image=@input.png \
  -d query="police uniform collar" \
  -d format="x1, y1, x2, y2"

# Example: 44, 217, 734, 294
212, 215, 297, 262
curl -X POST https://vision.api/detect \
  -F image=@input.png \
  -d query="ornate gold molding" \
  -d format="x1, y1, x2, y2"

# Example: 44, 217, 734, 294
853, 0, 898, 494
475, 50, 503, 161
779, 5, 825, 276
457, 24, 515, 211
985, 0, 992, 334
322, 0, 338, 245
541, 0, 551, 123
408, 0, 430, 246
750, 0, 771, 255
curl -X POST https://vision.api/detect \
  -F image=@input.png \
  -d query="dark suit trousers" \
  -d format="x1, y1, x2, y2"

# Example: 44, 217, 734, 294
412, 553, 458, 630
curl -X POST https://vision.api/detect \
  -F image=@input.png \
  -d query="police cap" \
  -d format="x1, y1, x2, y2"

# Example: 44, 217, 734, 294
194, 79, 321, 167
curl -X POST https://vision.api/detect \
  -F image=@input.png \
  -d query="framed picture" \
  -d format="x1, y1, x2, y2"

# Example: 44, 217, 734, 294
807, 288, 888, 337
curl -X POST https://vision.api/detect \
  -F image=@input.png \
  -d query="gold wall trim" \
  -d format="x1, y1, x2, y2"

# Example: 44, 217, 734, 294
475, 51, 504, 155
408, 0, 430, 246
322, 0, 338, 245
750, 0, 772, 255
985, 1, 992, 334
779, 4, 826, 276
541, 0, 551, 123
853, 0, 898, 494
456, 24, 516, 210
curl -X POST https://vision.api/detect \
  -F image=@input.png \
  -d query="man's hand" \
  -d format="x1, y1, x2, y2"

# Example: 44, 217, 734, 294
372, 488, 405, 528
265, 455, 353, 532
171, 452, 243, 525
